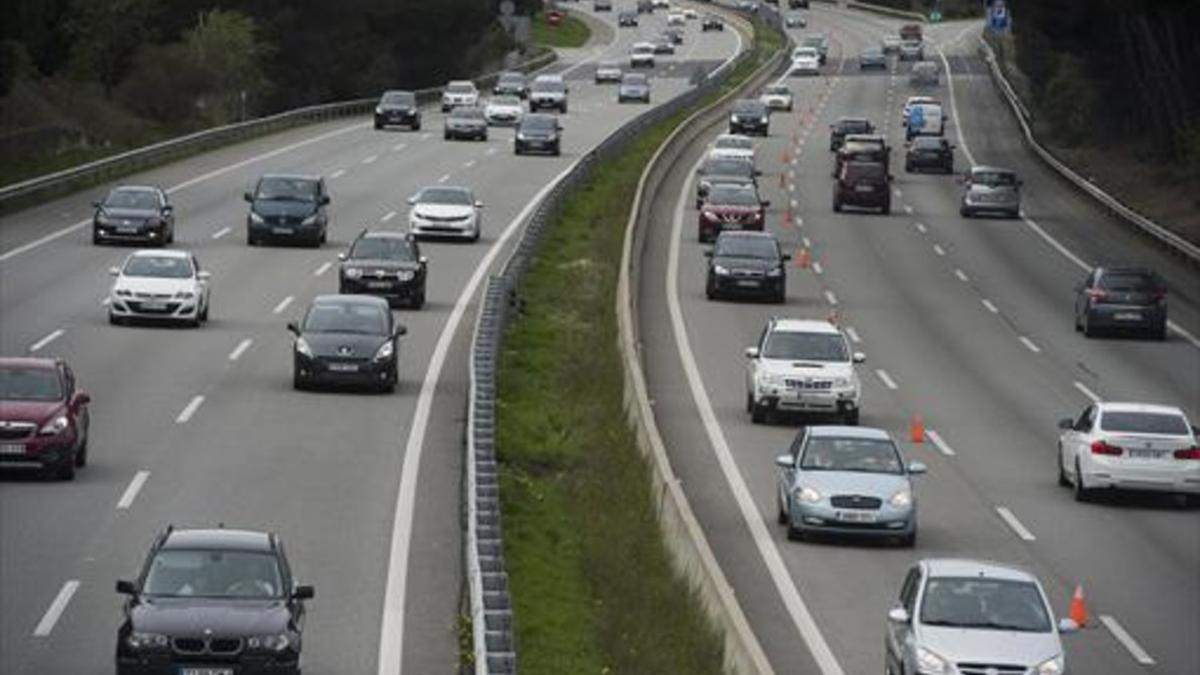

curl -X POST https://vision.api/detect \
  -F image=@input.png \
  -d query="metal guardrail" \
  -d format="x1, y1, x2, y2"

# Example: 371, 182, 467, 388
463, 5, 772, 673
843, 1, 927, 22
0, 52, 557, 213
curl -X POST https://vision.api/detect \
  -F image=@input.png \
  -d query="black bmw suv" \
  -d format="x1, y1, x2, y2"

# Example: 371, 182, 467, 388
245, 175, 330, 247
374, 90, 421, 130
338, 230, 428, 309
115, 526, 313, 675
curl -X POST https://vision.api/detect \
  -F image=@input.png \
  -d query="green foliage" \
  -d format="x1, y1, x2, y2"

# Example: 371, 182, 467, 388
532, 14, 592, 49
65, 0, 159, 97
185, 10, 272, 124
1039, 54, 1096, 147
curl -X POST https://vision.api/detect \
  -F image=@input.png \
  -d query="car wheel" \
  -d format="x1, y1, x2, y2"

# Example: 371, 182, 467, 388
898, 527, 916, 548
108, 312, 120, 326
786, 522, 805, 542
1074, 310, 1082, 332
1073, 459, 1092, 502
92, 231, 102, 245
832, 198, 842, 212
777, 491, 789, 524
75, 433, 89, 467
843, 409, 860, 426
905, 162, 913, 173
706, 281, 717, 300
751, 404, 767, 424
247, 230, 258, 246
54, 456, 76, 481
166, 225, 175, 245
1082, 312, 1097, 338
413, 288, 426, 310
960, 206, 972, 218
374, 120, 383, 130
293, 370, 307, 391
199, 301, 209, 323
1152, 322, 1167, 341
412, 121, 421, 131
773, 286, 786, 304
881, 200, 891, 215
1058, 446, 1070, 487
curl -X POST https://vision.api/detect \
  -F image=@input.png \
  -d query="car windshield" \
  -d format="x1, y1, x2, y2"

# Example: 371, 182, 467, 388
255, 177, 318, 202
104, 190, 158, 210
972, 171, 1018, 186
142, 549, 284, 599
634, 45, 654, 54
532, 81, 564, 93
766, 86, 789, 96
708, 186, 758, 205
123, 255, 192, 279
490, 96, 521, 107
381, 92, 414, 105
912, 137, 944, 149
802, 36, 824, 48
417, 188, 472, 205
862, 48, 883, 57
450, 107, 484, 119
716, 136, 753, 150
836, 119, 871, 133
522, 116, 557, 131
733, 101, 765, 115
706, 159, 753, 176
350, 237, 416, 262
302, 303, 388, 335
0, 366, 63, 401
800, 437, 903, 474
763, 331, 848, 361
920, 578, 1052, 633
447, 83, 475, 94
1099, 411, 1189, 435
715, 236, 775, 258
846, 163, 886, 181
1098, 272, 1158, 291
793, 48, 818, 59
499, 74, 524, 85
623, 74, 647, 85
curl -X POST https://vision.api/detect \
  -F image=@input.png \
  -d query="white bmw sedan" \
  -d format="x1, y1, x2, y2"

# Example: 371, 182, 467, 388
108, 250, 211, 326
407, 186, 483, 241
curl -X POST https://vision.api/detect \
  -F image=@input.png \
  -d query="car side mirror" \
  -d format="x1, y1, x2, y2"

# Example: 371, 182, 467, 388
852, 352, 866, 364
337, 252, 347, 261
292, 584, 315, 600
74, 391, 91, 406
744, 346, 760, 359
116, 579, 136, 596
1057, 617, 1079, 634
888, 175, 895, 182
761, 200, 771, 208
407, 196, 417, 205
775, 454, 793, 469
286, 321, 300, 335
243, 191, 253, 202
781, 253, 791, 261
109, 267, 121, 276
419, 256, 429, 265
1192, 425, 1200, 436
92, 199, 102, 208
887, 607, 910, 624
394, 325, 408, 338
320, 195, 331, 205
754, 169, 763, 176
162, 205, 174, 213
1057, 417, 1074, 430
475, 200, 484, 208
196, 270, 212, 281
703, 250, 713, 258
907, 461, 927, 475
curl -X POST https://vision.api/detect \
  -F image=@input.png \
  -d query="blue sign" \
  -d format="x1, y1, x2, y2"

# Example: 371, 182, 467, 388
988, 0, 1010, 32
910, 105, 926, 130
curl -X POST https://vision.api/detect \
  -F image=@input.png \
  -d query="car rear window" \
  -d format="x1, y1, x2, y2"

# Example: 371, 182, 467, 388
845, 163, 885, 181
912, 137, 943, 149
838, 120, 871, 133
1098, 273, 1158, 291
1099, 411, 1190, 435
972, 171, 1018, 186
715, 236, 776, 258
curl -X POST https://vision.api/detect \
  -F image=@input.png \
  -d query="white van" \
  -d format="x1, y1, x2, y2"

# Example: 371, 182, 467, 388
905, 102, 945, 139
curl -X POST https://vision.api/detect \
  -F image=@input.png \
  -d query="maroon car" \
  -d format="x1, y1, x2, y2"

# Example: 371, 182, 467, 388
0, 357, 90, 480
698, 184, 769, 243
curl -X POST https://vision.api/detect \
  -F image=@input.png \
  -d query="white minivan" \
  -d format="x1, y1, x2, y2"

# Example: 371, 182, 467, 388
905, 102, 945, 139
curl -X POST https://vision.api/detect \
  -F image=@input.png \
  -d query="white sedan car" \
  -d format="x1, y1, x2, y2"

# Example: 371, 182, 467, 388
708, 134, 756, 163
594, 62, 623, 84
1058, 401, 1200, 504
667, 11, 685, 25
630, 42, 656, 69
789, 48, 821, 76
108, 250, 211, 326
760, 84, 794, 112
408, 185, 483, 241
684, 8, 698, 19
484, 96, 524, 126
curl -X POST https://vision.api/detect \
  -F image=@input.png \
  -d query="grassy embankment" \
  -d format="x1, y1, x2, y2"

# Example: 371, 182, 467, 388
495, 19, 782, 675
532, 12, 592, 49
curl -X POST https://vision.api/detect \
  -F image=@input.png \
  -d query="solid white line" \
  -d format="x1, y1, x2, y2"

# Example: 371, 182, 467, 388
464, 159, 476, 169
437, 173, 450, 183
915, 222, 927, 234
381, 210, 397, 222
331, 169, 347, 179
995, 506, 1036, 541
981, 298, 999, 314
485, 147, 497, 156
824, 290, 838, 306
392, 143, 407, 152
272, 296, 293, 314
933, 244, 946, 256
893, 188, 902, 198
954, 268, 969, 282
211, 226, 232, 240
100, 297, 111, 307
1099, 615, 1156, 666
902, 205, 914, 215
845, 326, 861, 344
29, 329, 65, 352
1018, 336, 1041, 353
665, 151, 846, 675
926, 429, 956, 456
812, 261, 824, 275
116, 470, 150, 510
314, 262, 332, 277
790, 199, 799, 210
794, 216, 804, 227
33, 581, 80, 637
875, 369, 899, 390
363, 154, 379, 165
1073, 381, 1101, 403
802, 236, 812, 248
420, 133, 431, 141
175, 395, 205, 424
228, 338, 253, 362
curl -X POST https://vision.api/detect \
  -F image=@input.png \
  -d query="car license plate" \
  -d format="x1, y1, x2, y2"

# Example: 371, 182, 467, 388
142, 301, 167, 310
0, 444, 26, 455
737, 280, 760, 287
367, 281, 392, 289
117, 226, 140, 234
272, 227, 293, 235
855, 185, 874, 192
328, 363, 358, 372
836, 510, 877, 523
179, 668, 233, 675
1128, 449, 1164, 459
1114, 312, 1142, 321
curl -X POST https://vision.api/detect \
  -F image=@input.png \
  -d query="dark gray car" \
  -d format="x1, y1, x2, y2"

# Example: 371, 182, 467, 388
696, 156, 760, 208
444, 106, 488, 141
1074, 266, 1167, 339
959, 165, 1021, 218
245, 175, 329, 247
92, 186, 175, 246
617, 73, 650, 103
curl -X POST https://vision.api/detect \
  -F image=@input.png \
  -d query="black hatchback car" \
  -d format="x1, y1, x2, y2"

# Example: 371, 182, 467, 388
374, 90, 421, 130
245, 175, 329, 247
729, 99, 770, 136
514, 113, 562, 155
93, 185, 175, 246
493, 72, 528, 99
1074, 266, 1168, 339
705, 231, 789, 303
833, 161, 891, 214
829, 117, 874, 151
288, 295, 405, 392
338, 230, 428, 309
115, 526, 313, 675
905, 136, 955, 173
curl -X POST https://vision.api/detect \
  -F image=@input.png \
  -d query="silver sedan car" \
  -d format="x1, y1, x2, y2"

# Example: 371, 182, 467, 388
960, 166, 1022, 218
775, 426, 925, 546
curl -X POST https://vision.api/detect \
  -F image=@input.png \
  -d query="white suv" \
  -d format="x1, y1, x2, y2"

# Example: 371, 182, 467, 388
745, 317, 864, 424
630, 42, 656, 69
441, 80, 479, 112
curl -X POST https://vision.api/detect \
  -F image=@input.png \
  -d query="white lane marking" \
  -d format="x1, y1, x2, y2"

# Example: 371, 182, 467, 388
981, 298, 999, 314
790, 199, 799, 209
272, 296, 293, 314
665, 150, 847, 675
377, 159, 595, 675
802, 236, 812, 248
464, 159, 476, 169
100, 297, 111, 307
875, 369, 899, 390
1099, 615, 1156, 666
845, 326, 861, 344
915, 222, 927, 234
331, 169, 347, 178
116, 470, 151, 510
33, 580, 80, 637
29, 329, 65, 352
893, 188, 902, 198
824, 290, 839, 306
420, 133, 432, 141
1074, 381, 1101, 403
794, 216, 804, 227
902, 205, 914, 215
486, 147, 497, 156
313, 262, 332, 277
175, 395, 205, 424
437, 173, 451, 183
926, 429, 956, 456
933, 244, 946, 256
228, 338, 253, 362
381, 210, 397, 222
1018, 336, 1041, 353
954, 268, 969, 282
995, 506, 1036, 541
363, 154, 379, 165
392, 143, 407, 152
212, 226, 232, 239
812, 261, 824, 275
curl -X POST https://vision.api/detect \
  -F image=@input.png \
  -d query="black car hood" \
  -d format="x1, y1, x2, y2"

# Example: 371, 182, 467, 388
519, 129, 557, 140
379, 104, 415, 113
303, 331, 389, 358
99, 207, 159, 220
131, 597, 290, 637
252, 200, 317, 218
714, 255, 777, 271
342, 259, 421, 273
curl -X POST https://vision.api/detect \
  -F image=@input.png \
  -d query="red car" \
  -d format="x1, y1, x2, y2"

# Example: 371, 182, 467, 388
0, 357, 91, 480
697, 183, 769, 243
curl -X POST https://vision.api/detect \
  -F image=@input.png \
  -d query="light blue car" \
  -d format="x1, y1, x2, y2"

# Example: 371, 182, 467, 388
776, 426, 925, 546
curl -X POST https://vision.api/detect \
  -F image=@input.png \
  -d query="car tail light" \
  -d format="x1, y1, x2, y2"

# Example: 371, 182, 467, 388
1090, 440, 1124, 456
1152, 289, 1167, 304
1086, 289, 1109, 301
1173, 447, 1200, 460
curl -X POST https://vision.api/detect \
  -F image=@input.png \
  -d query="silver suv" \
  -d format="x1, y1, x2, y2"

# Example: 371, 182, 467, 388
960, 166, 1022, 219
886, 559, 1077, 675
745, 317, 864, 424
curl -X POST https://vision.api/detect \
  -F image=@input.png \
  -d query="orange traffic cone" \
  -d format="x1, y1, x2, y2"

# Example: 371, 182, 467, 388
1069, 585, 1088, 628
910, 414, 925, 443
784, 206, 793, 224
782, 148, 791, 164
795, 248, 811, 269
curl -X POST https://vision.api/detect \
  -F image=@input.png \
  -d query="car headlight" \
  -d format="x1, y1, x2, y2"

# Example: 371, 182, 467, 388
38, 415, 69, 436
301, 214, 318, 226
375, 106, 383, 114
115, 288, 133, 297
760, 116, 769, 123
126, 631, 169, 649
249, 211, 265, 224
397, 270, 414, 281
374, 340, 395, 362
729, 115, 737, 123
795, 486, 822, 504
766, 266, 783, 277
713, 264, 730, 276
761, 371, 787, 386
174, 290, 195, 299
915, 647, 951, 674
295, 337, 313, 358
247, 633, 291, 652
96, 213, 113, 225
516, 132, 528, 141
344, 267, 363, 279
889, 489, 912, 508
1035, 654, 1065, 675
832, 376, 850, 387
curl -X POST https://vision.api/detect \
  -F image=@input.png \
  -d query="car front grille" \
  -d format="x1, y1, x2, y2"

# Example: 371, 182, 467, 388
419, 213, 469, 223
957, 664, 1028, 675
785, 379, 833, 390
172, 636, 243, 656
730, 269, 764, 278
127, 301, 183, 314
0, 422, 37, 440
830, 495, 883, 510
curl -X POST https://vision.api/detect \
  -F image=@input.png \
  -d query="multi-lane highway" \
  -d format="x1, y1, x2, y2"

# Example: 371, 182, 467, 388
0, 6, 744, 673
637, 4, 1198, 675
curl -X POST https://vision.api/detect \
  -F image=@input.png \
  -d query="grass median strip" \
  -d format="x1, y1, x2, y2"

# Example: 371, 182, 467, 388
533, 13, 592, 49
496, 20, 780, 675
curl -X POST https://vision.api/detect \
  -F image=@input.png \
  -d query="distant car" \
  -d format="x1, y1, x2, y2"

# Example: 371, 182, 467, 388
244, 174, 330, 247
339, 230, 428, 308
697, 183, 769, 243
729, 98, 770, 136
901, 95, 940, 125
92, 185, 175, 246
108, 249, 212, 326
834, 133, 890, 175
115, 527, 315, 675
441, 80, 479, 112
899, 23, 923, 41
785, 14, 807, 28
652, 0, 670, 8
859, 46, 887, 69
637, 0, 655, 13
1073, 266, 1168, 339
288, 295, 404, 392
630, 42, 656, 68
704, 230, 787, 301
618, 72, 651, 103
484, 95, 524, 126
652, 35, 676, 54
789, 47, 821, 76
514, 113, 562, 155
910, 60, 939, 86
800, 35, 829, 64
667, 10, 684, 24
833, 161, 891, 214
959, 165, 1021, 218
593, 0, 612, 10
664, 28, 684, 45
529, 74, 568, 113
701, 14, 724, 31
595, 61, 623, 84
886, 559, 1076, 675
0, 357, 90, 480
829, 117, 874, 151
374, 90, 421, 130
760, 84, 794, 112
444, 106, 488, 141
618, 10, 638, 26
899, 40, 924, 61
905, 136, 954, 173
881, 36, 902, 54
905, 101, 946, 139
776, 426, 923, 544
407, 185, 483, 241
684, 8, 698, 19
745, 316, 865, 424
710, 134, 756, 163
1057, 401, 1199, 503
788, 0, 810, 8
695, 156, 759, 207
736, 0, 760, 11
493, 72, 528, 99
